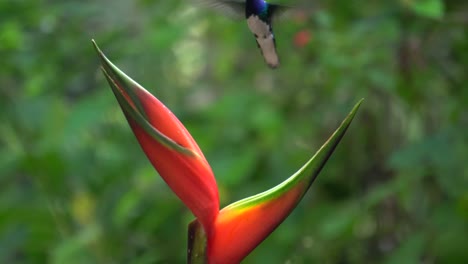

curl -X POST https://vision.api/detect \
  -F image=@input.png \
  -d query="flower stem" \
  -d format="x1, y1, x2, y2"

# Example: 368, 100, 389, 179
187, 220, 207, 264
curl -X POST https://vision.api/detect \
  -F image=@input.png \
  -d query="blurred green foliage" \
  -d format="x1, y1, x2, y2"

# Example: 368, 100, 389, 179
1, 0, 467, 263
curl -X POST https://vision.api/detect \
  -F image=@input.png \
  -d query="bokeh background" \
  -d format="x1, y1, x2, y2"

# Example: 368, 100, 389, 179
1, 0, 467, 263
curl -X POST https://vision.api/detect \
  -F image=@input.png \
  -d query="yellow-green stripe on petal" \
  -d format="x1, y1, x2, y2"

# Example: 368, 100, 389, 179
93, 40, 220, 234
206, 100, 363, 264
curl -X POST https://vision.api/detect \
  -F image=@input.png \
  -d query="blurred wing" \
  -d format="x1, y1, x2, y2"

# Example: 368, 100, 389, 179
269, 4, 291, 21
193, 0, 245, 20
269, 3, 319, 22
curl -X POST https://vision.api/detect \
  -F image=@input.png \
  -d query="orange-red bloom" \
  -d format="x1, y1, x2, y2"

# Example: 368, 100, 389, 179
294, 29, 312, 48
93, 40, 362, 263
93, 40, 218, 233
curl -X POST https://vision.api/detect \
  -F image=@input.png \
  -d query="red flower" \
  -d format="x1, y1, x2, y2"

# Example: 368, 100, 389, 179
93, 40, 362, 263
294, 30, 312, 48
93, 41, 218, 232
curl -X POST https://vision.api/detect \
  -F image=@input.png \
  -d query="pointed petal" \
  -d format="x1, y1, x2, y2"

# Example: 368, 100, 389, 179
207, 100, 363, 264
92, 40, 219, 232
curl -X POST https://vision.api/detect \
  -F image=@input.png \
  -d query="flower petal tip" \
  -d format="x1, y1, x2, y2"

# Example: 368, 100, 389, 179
94, 43, 220, 233
206, 100, 363, 263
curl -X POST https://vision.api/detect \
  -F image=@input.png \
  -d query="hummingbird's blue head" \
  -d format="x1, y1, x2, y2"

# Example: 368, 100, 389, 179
246, 0, 268, 17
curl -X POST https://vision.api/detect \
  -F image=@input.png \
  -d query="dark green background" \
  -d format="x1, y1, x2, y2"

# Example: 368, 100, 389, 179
1, 0, 467, 263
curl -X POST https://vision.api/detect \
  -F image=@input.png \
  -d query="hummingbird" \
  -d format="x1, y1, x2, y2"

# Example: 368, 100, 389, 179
195, 0, 289, 68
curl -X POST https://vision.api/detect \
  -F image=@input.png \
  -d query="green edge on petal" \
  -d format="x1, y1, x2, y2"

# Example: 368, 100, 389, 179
92, 39, 198, 157
224, 99, 363, 210
92, 39, 147, 120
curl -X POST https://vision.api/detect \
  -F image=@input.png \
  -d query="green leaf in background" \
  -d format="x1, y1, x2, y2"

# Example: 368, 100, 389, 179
384, 233, 425, 264
404, 0, 445, 19
51, 224, 101, 264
